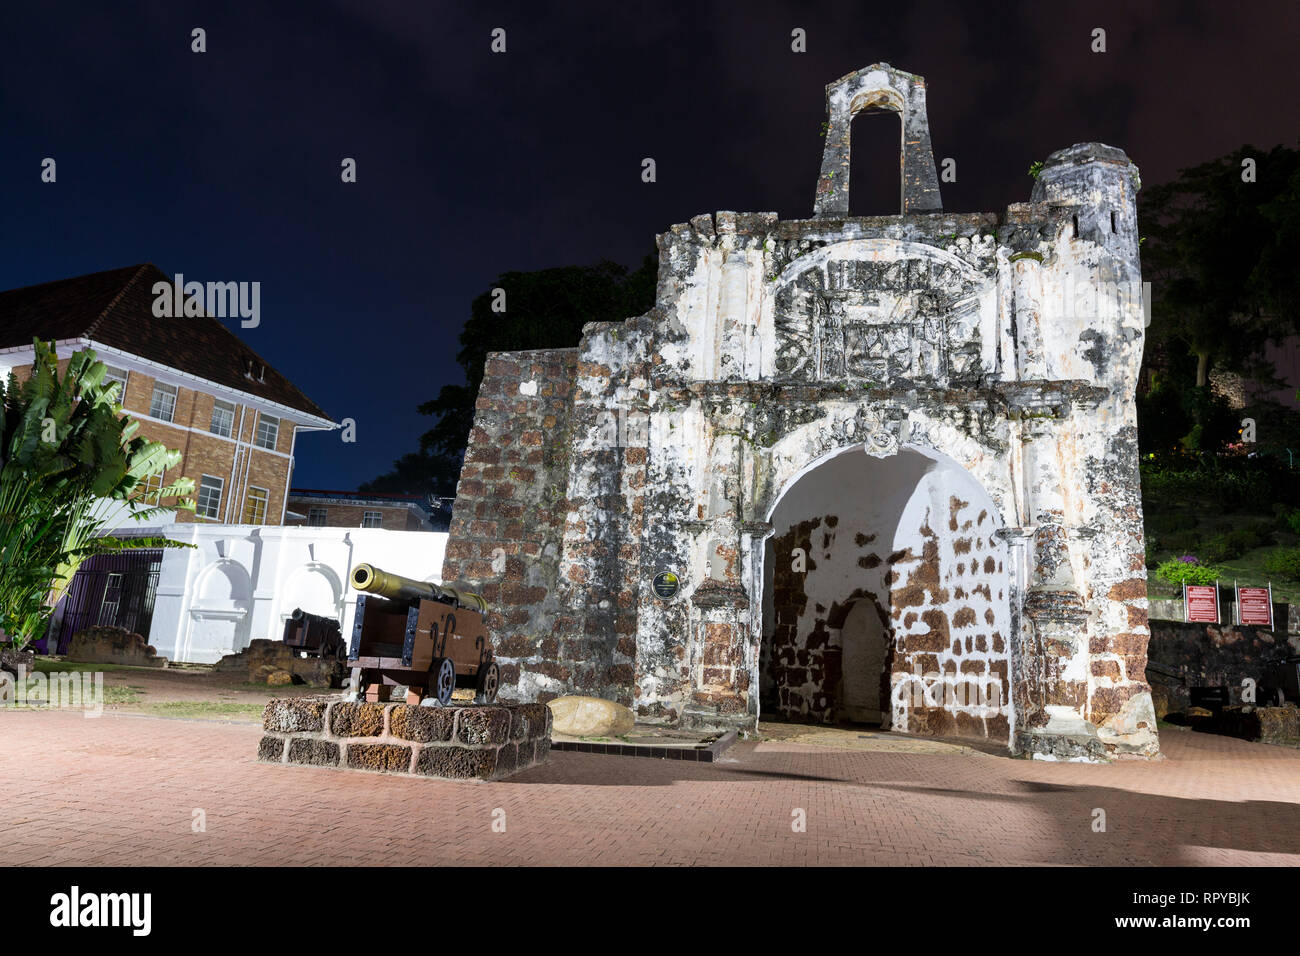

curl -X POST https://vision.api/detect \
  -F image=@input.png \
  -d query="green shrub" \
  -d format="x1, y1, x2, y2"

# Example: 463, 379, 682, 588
1263, 548, 1300, 582
1154, 559, 1223, 586
1162, 530, 1201, 554
1199, 535, 1234, 564
1140, 460, 1275, 508
1246, 518, 1277, 541
1146, 511, 1198, 535
1284, 508, 1300, 536
1200, 528, 1271, 563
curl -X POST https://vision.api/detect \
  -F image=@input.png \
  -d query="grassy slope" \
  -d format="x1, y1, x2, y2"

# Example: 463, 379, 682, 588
1143, 497, 1300, 603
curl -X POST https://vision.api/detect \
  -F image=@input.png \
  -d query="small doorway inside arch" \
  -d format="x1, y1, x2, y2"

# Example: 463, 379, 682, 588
839, 599, 891, 725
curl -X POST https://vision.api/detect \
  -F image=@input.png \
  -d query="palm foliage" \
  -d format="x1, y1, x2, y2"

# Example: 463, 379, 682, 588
0, 339, 196, 649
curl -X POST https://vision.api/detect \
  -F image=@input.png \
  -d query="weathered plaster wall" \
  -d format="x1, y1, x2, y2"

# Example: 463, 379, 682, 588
447, 65, 1159, 760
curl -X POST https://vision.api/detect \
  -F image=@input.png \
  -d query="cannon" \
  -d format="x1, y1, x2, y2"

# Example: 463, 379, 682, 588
1260, 655, 1300, 706
281, 607, 346, 661
346, 563, 499, 706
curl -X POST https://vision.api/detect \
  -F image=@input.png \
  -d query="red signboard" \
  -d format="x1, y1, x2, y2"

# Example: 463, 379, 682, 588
1184, 584, 1219, 623
1237, 585, 1274, 628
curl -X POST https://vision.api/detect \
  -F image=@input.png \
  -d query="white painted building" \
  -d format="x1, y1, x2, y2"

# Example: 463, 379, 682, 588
148, 523, 447, 663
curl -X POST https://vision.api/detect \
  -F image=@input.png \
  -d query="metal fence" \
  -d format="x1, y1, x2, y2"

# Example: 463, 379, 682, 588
41, 550, 164, 654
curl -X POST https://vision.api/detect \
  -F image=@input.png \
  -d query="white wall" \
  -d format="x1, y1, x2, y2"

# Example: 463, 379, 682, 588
148, 523, 447, 663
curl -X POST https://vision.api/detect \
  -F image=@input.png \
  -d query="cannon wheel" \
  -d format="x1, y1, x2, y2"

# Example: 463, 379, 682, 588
474, 660, 500, 704
428, 657, 455, 706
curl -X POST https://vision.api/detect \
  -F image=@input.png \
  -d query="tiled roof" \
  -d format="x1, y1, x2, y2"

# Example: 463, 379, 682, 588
0, 264, 331, 421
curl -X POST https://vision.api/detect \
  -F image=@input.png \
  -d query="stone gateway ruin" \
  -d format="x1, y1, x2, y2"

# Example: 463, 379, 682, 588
444, 64, 1159, 761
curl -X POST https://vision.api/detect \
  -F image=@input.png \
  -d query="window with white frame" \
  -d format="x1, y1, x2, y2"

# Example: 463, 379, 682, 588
307, 507, 327, 527
361, 511, 383, 528
196, 475, 224, 519
255, 413, 279, 450
101, 365, 128, 401
139, 469, 165, 503
210, 399, 235, 438
242, 486, 268, 524
149, 382, 178, 422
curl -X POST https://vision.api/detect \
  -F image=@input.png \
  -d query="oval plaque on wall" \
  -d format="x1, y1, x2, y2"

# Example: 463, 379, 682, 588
652, 571, 680, 599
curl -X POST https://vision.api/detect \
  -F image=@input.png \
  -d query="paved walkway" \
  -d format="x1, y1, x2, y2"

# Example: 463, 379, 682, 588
3, 711, 1299, 865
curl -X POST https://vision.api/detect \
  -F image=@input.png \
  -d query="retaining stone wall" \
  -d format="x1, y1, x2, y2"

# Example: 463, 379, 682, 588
1146, 619, 1300, 716
441, 349, 580, 704
258, 697, 552, 781
1148, 599, 1299, 635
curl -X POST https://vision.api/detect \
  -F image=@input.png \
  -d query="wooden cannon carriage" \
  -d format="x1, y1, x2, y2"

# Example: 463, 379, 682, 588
346, 563, 500, 706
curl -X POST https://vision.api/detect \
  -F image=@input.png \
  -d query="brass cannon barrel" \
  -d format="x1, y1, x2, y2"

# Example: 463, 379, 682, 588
349, 563, 488, 614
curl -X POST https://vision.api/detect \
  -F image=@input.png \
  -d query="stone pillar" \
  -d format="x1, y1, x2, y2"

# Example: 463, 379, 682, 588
716, 249, 750, 380
1010, 254, 1046, 381
1014, 417, 1108, 760
683, 428, 754, 729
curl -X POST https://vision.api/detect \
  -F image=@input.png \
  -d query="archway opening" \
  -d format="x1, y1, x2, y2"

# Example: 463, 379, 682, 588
841, 598, 891, 723
760, 443, 1013, 743
847, 109, 903, 217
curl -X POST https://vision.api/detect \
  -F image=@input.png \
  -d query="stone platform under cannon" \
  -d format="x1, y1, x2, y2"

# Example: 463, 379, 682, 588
257, 697, 552, 781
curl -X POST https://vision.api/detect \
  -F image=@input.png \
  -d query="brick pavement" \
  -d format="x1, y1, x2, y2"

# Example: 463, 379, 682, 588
2, 711, 1298, 866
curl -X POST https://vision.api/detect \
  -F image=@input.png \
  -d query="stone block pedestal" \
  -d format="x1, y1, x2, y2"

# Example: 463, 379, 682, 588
258, 697, 552, 781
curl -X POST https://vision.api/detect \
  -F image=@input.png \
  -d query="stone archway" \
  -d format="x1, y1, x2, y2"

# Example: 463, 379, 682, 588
759, 442, 1014, 744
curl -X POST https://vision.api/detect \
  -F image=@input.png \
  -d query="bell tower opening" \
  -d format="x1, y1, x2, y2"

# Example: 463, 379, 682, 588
813, 63, 943, 217
847, 109, 904, 218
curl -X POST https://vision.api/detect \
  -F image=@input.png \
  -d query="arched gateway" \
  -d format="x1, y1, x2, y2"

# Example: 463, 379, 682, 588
444, 64, 1160, 760
761, 443, 1013, 742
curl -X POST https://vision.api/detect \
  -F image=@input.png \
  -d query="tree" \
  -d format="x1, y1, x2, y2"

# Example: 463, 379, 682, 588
358, 451, 458, 498
1140, 144, 1300, 390
0, 340, 196, 651
363, 254, 658, 495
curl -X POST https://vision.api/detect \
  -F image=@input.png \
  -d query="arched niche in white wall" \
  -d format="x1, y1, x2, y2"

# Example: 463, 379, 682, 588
277, 563, 344, 627
185, 559, 254, 660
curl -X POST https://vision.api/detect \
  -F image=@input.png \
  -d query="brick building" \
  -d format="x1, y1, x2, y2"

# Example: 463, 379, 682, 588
0, 264, 336, 527
284, 489, 438, 532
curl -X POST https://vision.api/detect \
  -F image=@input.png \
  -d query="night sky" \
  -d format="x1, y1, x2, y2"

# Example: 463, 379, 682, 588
3, 1, 1297, 489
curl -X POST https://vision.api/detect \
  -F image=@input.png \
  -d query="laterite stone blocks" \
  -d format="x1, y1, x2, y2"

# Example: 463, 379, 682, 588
257, 697, 552, 781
